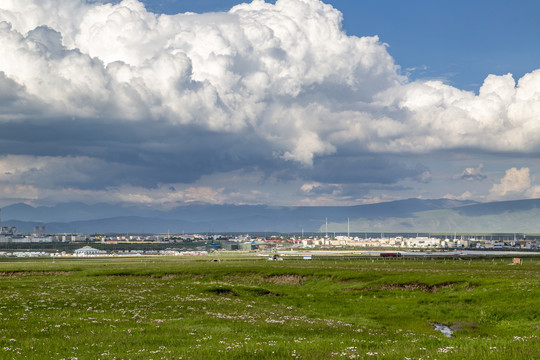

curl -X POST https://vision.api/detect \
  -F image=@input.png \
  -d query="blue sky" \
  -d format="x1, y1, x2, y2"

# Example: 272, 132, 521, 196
0, 0, 539, 208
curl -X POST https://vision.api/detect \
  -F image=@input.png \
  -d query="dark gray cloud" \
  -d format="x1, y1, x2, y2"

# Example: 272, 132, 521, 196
0, 117, 281, 189
0, 72, 21, 104
304, 156, 431, 185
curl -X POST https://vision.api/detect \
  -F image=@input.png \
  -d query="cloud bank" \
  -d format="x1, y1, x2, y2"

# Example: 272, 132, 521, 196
0, 0, 539, 206
489, 167, 540, 201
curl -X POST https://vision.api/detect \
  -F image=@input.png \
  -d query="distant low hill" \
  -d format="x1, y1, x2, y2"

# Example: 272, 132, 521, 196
2, 198, 540, 233
329, 198, 540, 234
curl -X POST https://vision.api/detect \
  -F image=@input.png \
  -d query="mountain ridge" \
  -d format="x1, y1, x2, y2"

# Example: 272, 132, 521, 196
2, 198, 539, 233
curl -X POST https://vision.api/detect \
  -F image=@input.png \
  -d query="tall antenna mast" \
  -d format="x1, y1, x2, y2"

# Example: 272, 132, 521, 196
347, 217, 350, 238
325, 217, 328, 238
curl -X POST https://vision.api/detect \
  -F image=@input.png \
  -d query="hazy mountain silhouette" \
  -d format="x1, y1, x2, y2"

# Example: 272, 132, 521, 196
5, 198, 539, 233
455, 198, 540, 216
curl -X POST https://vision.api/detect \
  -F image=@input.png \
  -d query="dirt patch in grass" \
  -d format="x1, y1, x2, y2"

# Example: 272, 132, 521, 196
99, 272, 153, 278
466, 284, 479, 291
339, 275, 380, 283
95, 272, 197, 279
0, 271, 72, 277
159, 273, 205, 280
243, 287, 281, 297
261, 274, 307, 285
206, 286, 237, 296
364, 281, 463, 293
160, 274, 178, 280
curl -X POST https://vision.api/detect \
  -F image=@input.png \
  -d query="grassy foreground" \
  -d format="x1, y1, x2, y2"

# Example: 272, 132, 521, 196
0, 255, 539, 359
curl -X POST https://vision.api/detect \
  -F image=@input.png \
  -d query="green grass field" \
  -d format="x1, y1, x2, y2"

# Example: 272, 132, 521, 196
0, 255, 538, 359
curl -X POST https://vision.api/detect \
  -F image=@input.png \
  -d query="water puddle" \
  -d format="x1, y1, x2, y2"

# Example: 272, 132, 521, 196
433, 323, 453, 337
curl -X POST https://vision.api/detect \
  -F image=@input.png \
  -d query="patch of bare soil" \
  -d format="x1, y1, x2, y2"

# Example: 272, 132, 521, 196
365, 281, 463, 292
99, 272, 195, 278
245, 287, 281, 297
0, 271, 72, 276
206, 287, 237, 296
103, 273, 152, 277
261, 274, 307, 285
160, 274, 178, 280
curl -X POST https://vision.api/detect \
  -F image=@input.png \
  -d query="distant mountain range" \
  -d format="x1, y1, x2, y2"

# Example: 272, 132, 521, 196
2, 198, 540, 233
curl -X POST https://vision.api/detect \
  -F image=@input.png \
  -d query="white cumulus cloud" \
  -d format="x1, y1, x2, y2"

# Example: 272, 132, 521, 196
488, 167, 540, 201
375, 71, 540, 153
1, 0, 539, 165
0, 0, 402, 165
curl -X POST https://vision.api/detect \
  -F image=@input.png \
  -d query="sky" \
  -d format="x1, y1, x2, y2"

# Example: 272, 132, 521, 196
0, 0, 539, 209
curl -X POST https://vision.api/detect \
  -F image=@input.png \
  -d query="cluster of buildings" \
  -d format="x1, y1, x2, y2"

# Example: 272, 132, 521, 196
0, 225, 87, 243
300, 236, 471, 248
298, 235, 540, 249
0, 225, 53, 243
72, 247, 209, 257
0, 251, 50, 257
1, 205, 539, 252
0, 246, 210, 258
206, 234, 540, 251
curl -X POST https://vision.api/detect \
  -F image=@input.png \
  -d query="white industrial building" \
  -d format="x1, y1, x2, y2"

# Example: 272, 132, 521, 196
74, 246, 107, 257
